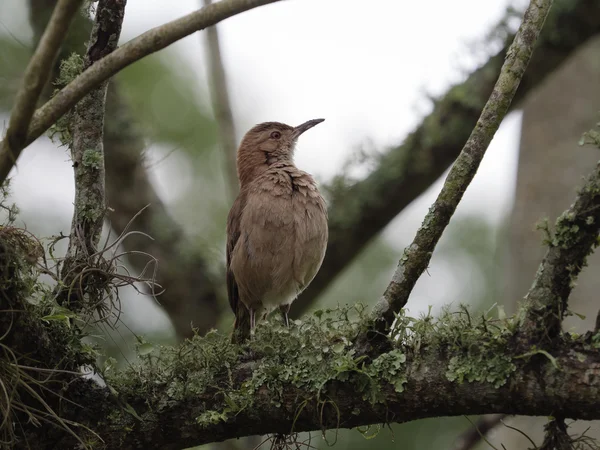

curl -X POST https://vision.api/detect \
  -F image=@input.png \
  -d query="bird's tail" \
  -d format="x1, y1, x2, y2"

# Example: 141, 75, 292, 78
231, 305, 251, 344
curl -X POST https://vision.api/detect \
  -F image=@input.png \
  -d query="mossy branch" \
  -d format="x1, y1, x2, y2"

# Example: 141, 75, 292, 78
521, 124, 600, 339
27, 0, 222, 339
369, 0, 553, 334
59, 0, 126, 311
31, 311, 600, 449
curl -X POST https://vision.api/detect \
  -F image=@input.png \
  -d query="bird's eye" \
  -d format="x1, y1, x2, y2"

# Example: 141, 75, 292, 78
270, 131, 281, 139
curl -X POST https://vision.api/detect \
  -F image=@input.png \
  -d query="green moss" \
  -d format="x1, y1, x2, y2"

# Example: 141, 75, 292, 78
48, 53, 85, 146
366, 349, 407, 395
394, 305, 518, 388
82, 148, 103, 170
105, 304, 524, 432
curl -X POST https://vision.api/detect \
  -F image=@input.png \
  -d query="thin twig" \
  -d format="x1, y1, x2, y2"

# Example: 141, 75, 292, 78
0, 0, 83, 182
370, 0, 554, 333
0, 0, 284, 185
202, 0, 239, 199
453, 415, 506, 450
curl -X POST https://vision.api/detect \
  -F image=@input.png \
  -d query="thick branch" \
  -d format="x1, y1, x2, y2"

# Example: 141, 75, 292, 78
59, 0, 126, 310
53, 332, 600, 450
0, 0, 82, 183
371, 0, 553, 331
292, 0, 600, 317
0, 0, 284, 185
522, 148, 600, 339
202, 0, 239, 199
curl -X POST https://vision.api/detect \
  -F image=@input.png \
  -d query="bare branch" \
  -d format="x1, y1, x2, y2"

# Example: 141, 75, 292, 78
370, 0, 553, 333
59, 0, 127, 310
292, 0, 600, 317
0, 0, 83, 183
202, 0, 239, 199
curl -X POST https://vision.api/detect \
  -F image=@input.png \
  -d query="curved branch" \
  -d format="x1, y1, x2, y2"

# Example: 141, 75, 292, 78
0, 0, 285, 185
0, 0, 83, 183
292, 0, 600, 317
370, 0, 553, 331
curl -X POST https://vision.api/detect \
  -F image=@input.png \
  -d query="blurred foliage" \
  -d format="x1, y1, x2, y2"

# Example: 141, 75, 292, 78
0, 35, 30, 110
116, 53, 217, 152
117, 52, 231, 268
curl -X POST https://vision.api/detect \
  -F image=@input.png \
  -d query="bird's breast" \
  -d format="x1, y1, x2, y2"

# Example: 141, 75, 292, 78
232, 168, 328, 309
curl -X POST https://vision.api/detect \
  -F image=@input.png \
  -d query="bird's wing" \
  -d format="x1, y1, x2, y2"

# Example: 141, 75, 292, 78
227, 191, 253, 343
226, 193, 243, 315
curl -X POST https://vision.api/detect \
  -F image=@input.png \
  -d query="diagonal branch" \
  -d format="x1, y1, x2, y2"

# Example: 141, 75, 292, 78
0, 0, 285, 185
202, 0, 239, 200
0, 0, 83, 183
369, 0, 553, 334
292, 0, 600, 317
521, 127, 600, 340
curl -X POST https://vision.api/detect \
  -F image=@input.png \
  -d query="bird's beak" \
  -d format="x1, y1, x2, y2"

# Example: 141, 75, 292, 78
292, 118, 325, 139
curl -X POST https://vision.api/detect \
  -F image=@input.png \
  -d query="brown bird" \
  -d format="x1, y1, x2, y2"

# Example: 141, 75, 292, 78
226, 119, 328, 343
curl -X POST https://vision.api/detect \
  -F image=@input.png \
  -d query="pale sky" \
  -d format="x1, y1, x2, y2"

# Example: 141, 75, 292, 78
1, 0, 527, 331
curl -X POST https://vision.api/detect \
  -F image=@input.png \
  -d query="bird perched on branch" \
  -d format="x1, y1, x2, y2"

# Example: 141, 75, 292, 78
226, 119, 328, 343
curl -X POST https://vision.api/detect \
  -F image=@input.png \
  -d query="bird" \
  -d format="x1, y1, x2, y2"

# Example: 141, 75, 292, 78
226, 118, 328, 343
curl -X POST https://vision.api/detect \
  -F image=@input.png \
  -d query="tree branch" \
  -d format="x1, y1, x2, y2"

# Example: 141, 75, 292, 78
202, 0, 239, 200
522, 127, 600, 340
33, 323, 600, 449
292, 0, 600, 317
0, 0, 285, 185
0, 0, 83, 183
369, 0, 553, 334
58, 0, 126, 311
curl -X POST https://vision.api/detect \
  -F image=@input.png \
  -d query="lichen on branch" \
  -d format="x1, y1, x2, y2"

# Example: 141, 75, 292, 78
522, 123, 600, 339
371, 0, 554, 336
59, 0, 126, 311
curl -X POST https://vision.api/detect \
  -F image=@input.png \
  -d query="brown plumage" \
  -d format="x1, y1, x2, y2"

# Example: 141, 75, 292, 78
227, 119, 328, 343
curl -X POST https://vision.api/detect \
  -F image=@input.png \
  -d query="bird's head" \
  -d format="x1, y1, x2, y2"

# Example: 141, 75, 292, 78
236, 118, 324, 186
